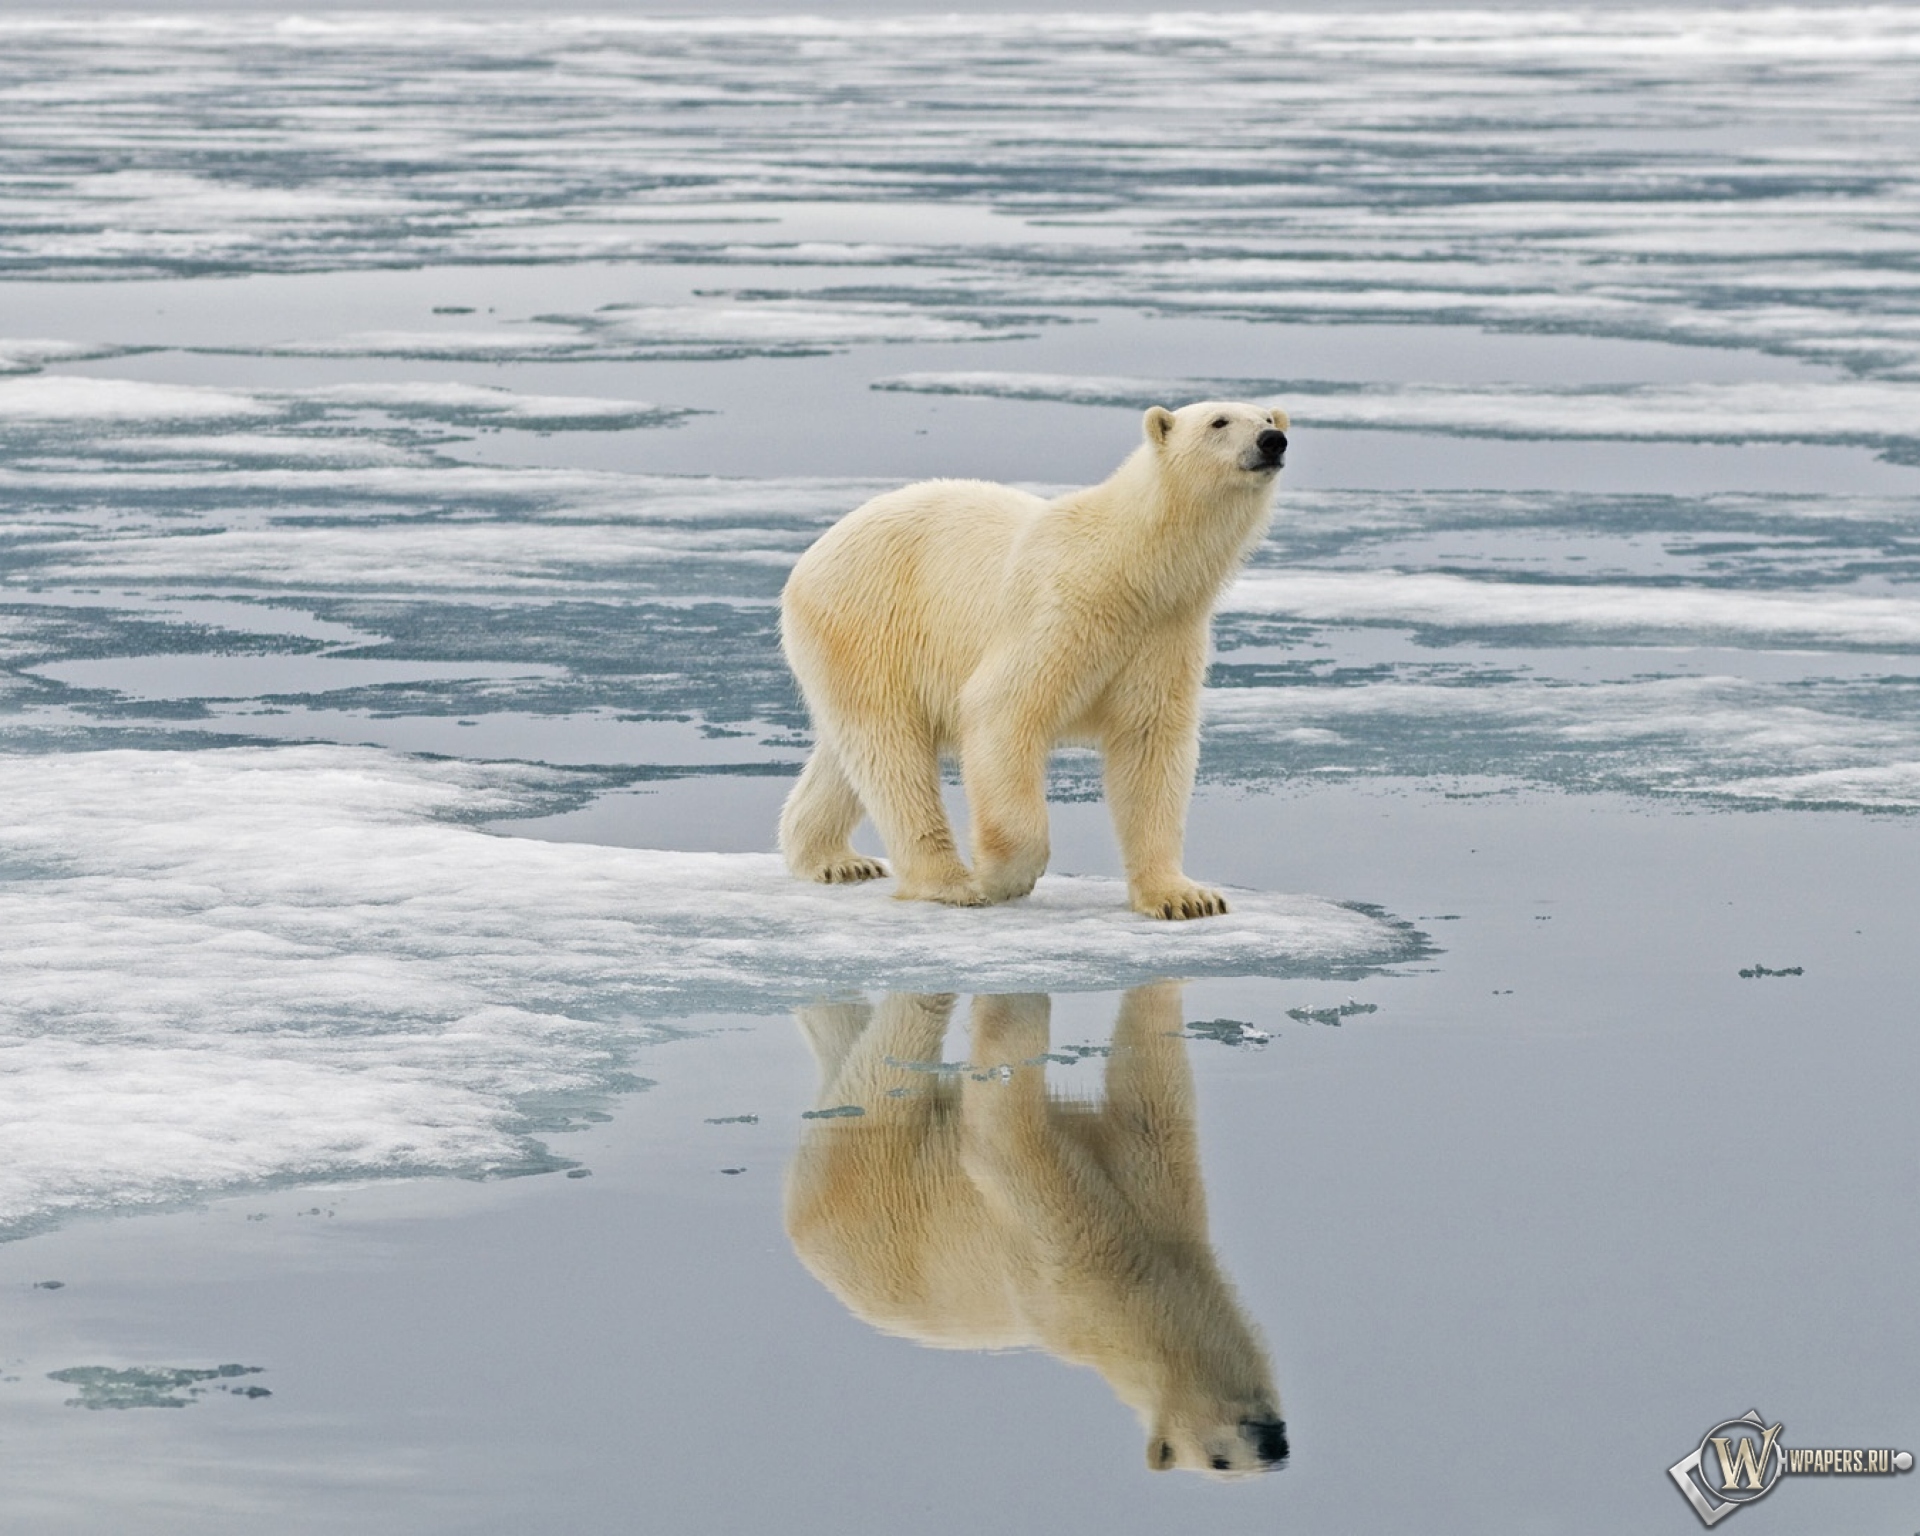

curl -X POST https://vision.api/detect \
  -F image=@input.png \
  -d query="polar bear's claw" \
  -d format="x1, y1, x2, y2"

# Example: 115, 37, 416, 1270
1138, 883, 1230, 921
815, 856, 889, 884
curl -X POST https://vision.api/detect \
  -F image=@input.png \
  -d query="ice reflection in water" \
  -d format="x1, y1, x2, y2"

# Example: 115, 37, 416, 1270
786, 983, 1288, 1479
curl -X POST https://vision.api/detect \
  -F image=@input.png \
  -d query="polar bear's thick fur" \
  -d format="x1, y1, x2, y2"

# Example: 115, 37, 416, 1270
784, 984, 1288, 1477
779, 400, 1289, 918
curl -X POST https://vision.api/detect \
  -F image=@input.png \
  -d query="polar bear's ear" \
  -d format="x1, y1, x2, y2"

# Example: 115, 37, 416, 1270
1144, 406, 1176, 446
1149, 1436, 1176, 1471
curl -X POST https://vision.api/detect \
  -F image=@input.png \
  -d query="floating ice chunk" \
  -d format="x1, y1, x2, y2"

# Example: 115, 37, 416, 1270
48, 1364, 267, 1410
1183, 1017, 1272, 1047
0, 375, 272, 421
28, 654, 564, 702
583, 302, 1030, 350
1282, 380, 1920, 452
104, 432, 419, 465
0, 377, 695, 445
1711, 763, 1920, 808
236, 304, 1032, 362
875, 373, 1920, 457
297, 381, 694, 430
1226, 570, 1920, 649
1284, 1000, 1379, 1025
0, 745, 1422, 1236
873, 371, 1174, 408
32, 519, 806, 592
0, 339, 125, 375
244, 329, 589, 360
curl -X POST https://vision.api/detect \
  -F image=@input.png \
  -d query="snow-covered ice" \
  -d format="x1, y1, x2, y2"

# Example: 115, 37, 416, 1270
0, 745, 1421, 1235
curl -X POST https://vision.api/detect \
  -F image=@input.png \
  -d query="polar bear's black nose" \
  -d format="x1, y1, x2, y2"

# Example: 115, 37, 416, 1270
1256, 429, 1288, 464
1244, 1416, 1290, 1467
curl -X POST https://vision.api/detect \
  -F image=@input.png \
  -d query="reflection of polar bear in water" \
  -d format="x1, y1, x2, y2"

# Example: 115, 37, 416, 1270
783, 983, 1288, 1477
779, 402, 1288, 918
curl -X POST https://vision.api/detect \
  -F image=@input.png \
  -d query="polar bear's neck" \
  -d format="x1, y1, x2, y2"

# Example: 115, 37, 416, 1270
1043, 1239, 1277, 1418
1069, 446, 1278, 616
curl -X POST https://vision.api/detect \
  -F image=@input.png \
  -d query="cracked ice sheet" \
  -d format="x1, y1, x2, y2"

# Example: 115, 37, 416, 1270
0, 744, 1423, 1237
6, 10, 1920, 378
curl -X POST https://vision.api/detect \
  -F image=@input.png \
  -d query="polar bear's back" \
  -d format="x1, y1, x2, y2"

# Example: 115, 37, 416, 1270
782, 478, 1049, 729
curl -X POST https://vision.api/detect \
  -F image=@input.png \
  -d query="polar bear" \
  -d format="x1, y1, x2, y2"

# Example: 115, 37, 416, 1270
779, 400, 1288, 918
784, 984, 1289, 1477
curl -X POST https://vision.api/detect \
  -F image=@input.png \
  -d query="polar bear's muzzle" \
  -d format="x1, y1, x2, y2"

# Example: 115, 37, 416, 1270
1243, 429, 1288, 473
1243, 1415, 1290, 1468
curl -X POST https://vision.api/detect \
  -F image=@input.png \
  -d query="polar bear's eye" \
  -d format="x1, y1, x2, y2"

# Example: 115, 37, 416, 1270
1210, 416, 1229, 429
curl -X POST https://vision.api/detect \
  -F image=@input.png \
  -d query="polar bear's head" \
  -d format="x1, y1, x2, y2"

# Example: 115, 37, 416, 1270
1132, 1286, 1289, 1479
1143, 400, 1289, 478
1147, 1396, 1290, 1478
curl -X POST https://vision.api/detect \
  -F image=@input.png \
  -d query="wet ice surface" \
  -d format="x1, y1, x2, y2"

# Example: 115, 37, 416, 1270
2, 9, 1917, 1534
0, 744, 1420, 1238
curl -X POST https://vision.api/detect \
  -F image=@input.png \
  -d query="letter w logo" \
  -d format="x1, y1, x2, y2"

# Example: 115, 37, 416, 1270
1712, 1423, 1782, 1491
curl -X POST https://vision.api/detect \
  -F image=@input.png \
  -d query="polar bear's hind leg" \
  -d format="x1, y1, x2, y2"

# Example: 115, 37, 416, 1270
779, 741, 888, 885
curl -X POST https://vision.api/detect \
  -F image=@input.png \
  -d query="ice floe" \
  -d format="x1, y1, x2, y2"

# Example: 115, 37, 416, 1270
0, 375, 692, 433
236, 305, 1040, 361
875, 373, 1920, 461
1226, 570, 1920, 650
0, 375, 272, 422
0, 744, 1424, 1235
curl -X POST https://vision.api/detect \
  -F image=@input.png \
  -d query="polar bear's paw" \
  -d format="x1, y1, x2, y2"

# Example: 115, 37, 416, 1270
1132, 880, 1231, 921
808, 853, 890, 885
894, 871, 987, 907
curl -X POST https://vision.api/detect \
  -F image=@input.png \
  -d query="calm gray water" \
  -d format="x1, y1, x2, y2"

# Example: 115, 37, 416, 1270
1, 11, 1916, 1533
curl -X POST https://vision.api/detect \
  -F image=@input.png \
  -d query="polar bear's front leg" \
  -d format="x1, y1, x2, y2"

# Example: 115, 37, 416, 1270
1102, 644, 1227, 920
961, 714, 1053, 904
836, 726, 981, 906
959, 634, 1108, 904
